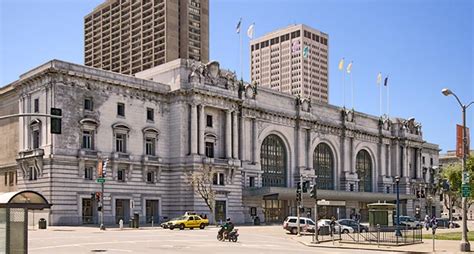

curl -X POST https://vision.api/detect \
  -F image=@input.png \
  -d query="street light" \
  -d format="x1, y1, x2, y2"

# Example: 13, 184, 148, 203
395, 176, 402, 237
442, 88, 474, 252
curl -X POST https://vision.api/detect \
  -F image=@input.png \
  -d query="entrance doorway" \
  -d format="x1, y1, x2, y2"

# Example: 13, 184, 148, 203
82, 198, 94, 224
263, 199, 287, 223
146, 200, 159, 223
115, 199, 130, 224
215, 200, 226, 224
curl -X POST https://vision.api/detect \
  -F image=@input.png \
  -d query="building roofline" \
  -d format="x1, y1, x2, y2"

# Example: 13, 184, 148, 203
250, 23, 328, 44
13, 59, 171, 94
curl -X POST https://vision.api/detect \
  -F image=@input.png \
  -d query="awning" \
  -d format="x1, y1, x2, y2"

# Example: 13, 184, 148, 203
0, 190, 52, 209
243, 187, 416, 203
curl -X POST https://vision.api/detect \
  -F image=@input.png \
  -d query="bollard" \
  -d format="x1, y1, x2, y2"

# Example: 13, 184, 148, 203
151, 217, 154, 228
119, 219, 123, 230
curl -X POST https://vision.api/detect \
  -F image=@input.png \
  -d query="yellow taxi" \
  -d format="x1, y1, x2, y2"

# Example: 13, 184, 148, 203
166, 214, 209, 230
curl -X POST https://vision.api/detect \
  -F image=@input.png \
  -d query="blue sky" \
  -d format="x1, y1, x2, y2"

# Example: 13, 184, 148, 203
1, 0, 473, 153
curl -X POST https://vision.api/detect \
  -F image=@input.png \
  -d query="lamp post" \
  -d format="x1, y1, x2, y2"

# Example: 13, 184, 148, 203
442, 88, 474, 252
395, 176, 402, 237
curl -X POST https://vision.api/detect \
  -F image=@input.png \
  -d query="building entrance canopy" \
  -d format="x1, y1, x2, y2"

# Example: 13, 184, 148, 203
244, 187, 415, 203
0, 190, 51, 209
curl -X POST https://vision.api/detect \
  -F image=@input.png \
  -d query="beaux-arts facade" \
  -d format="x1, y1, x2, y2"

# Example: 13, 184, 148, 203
0, 59, 440, 225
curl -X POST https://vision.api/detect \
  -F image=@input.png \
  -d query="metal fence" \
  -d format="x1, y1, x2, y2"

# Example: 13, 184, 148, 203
340, 225, 423, 246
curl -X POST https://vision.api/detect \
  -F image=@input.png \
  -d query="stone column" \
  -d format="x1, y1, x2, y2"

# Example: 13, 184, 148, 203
198, 104, 205, 155
190, 104, 198, 155
306, 129, 312, 169
225, 110, 232, 158
232, 111, 239, 159
252, 118, 257, 163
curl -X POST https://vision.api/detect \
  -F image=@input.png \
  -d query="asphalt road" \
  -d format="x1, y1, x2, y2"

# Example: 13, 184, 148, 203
28, 225, 382, 254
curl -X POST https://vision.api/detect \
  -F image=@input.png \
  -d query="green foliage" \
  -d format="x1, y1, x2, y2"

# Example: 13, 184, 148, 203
441, 163, 462, 192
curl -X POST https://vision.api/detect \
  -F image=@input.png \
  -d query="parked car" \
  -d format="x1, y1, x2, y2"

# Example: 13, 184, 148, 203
337, 219, 369, 232
398, 216, 421, 229
164, 215, 209, 230
441, 212, 462, 221
318, 219, 355, 234
436, 218, 460, 228
283, 216, 316, 234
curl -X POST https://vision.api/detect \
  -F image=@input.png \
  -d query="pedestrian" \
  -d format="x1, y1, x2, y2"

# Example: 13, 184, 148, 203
430, 215, 437, 229
424, 215, 430, 231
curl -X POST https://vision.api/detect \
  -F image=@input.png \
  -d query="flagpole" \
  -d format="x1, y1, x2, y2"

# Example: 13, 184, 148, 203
379, 81, 382, 116
343, 66, 345, 108
351, 71, 354, 109
240, 28, 243, 80
387, 80, 390, 116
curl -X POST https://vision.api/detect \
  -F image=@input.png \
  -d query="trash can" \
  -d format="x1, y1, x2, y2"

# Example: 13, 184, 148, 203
38, 218, 47, 229
134, 213, 139, 228
253, 216, 260, 225
129, 218, 134, 228
319, 225, 330, 235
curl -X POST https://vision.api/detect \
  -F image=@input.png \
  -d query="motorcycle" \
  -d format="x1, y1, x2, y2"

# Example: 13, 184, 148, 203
217, 228, 239, 242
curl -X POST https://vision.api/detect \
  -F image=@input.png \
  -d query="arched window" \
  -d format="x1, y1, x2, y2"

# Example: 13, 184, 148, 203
313, 143, 334, 190
261, 134, 287, 187
356, 150, 372, 192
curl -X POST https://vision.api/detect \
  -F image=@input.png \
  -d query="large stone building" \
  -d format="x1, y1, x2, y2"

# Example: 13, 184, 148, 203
250, 24, 329, 103
85, 0, 209, 75
0, 58, 439, 225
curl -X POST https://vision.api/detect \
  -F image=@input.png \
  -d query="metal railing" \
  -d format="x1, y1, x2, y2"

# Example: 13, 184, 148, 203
340, 225, 423, 246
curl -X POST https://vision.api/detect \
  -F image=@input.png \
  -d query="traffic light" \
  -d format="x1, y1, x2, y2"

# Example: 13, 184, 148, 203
50, 108, 62, 134
95, 192, 101, 202
310, 184, 317, 199
416, 190, 421, 198
91, 193, 95, 200
302, 181, 310, 193
296, 191, 302, 202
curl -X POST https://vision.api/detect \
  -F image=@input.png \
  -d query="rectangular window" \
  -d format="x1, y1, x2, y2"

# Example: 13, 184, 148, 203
117, 103, 125, 117
219, 173, 225, 186
249, 176, 255, 187
206, 115, 213, 127
29, 167, 37, 181
84, 98, 93, 111
386, 186, 390, 194
118, 169, 125, 182
422, 156, 425, 165
146, 108, 154, 121
82, 130, 94, 149
116, 133, 126, 153
32, 130, 40, 149
145, 138, 155, 156
213, 173, 218, 185
34, 98, 39, 113
430, 157, 433, 166
84, 167, 93, 180
9, 172, 14, 186
4, 172, 7, 186
147, 171, 154, 183
205, 142, 214, 158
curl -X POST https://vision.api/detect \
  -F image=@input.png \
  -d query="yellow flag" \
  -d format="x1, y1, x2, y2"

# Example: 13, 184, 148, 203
346, 61, 353, 74
377, 72, 382, 85
338, 58, 344, 70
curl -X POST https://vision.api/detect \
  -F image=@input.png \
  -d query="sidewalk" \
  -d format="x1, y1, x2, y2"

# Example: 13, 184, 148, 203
293, 234, 470, 253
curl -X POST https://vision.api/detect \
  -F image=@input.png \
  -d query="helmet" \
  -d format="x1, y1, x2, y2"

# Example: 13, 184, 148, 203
226, 217, 231, 222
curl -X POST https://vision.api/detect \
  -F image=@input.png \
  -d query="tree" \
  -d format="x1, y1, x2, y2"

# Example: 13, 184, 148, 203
187, 165, 216, 225
439, 155, 474, 222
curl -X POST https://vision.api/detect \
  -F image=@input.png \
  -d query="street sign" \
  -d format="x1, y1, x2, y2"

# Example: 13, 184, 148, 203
96, 178, 105, 183
463, 172, 470, 184
462, 183, 471, 197
318, 200, 330, 205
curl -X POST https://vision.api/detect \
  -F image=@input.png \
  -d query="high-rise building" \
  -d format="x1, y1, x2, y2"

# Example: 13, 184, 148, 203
84, 0, 209, 75
250, 24, 329, 103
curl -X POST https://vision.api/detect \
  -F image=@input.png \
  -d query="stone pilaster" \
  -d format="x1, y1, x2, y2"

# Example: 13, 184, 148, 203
232, 111, 238, 159
190, 104, 198, 155
198, 104, 205, 155
225, 110, 232, 158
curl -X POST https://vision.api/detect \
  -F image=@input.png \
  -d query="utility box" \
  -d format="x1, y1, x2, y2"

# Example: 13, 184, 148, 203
368, 202, 396, 227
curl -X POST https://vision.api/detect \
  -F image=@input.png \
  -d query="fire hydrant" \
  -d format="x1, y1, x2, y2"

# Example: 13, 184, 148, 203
119, 219, 123, 230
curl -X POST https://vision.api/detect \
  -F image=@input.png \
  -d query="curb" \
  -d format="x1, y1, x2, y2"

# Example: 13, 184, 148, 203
293, 238, 432, 253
